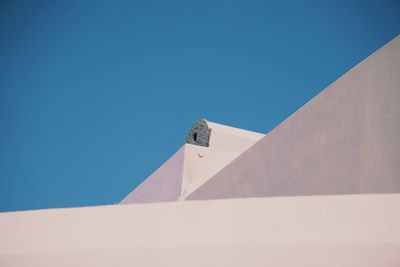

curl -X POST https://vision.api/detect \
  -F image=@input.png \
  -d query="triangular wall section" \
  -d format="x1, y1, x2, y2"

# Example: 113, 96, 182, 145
188, 35, 400, 200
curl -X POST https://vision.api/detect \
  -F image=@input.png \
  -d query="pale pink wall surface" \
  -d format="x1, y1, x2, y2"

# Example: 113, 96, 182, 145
120, 146, 185, 203
1, 194, 400, 266
188, 35, 400, 200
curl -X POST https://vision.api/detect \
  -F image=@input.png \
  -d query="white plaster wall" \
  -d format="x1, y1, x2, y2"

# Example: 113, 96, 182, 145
1, 194, 400, 266
207, 121, 264, 152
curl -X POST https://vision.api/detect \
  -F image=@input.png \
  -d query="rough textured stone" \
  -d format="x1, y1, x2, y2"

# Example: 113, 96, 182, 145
185, 119, 212, 147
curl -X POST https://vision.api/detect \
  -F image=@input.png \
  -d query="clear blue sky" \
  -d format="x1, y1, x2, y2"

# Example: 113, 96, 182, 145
0, 1, 399, 212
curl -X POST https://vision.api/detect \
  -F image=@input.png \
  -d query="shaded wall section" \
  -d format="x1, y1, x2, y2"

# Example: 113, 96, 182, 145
188, 35, 400, 200
120, 146, 185, 203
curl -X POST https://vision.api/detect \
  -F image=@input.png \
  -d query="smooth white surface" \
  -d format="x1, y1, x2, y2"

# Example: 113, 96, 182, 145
207, 121, 264, 151
181, 144, 246, 198
1, 194, 400, 266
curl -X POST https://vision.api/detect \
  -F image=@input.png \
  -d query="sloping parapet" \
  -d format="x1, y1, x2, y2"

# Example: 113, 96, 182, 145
188, 35, 400, 201
120, 147, 185, 204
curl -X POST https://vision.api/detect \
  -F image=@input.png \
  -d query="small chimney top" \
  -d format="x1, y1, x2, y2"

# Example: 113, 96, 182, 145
185, 119, 211, 147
